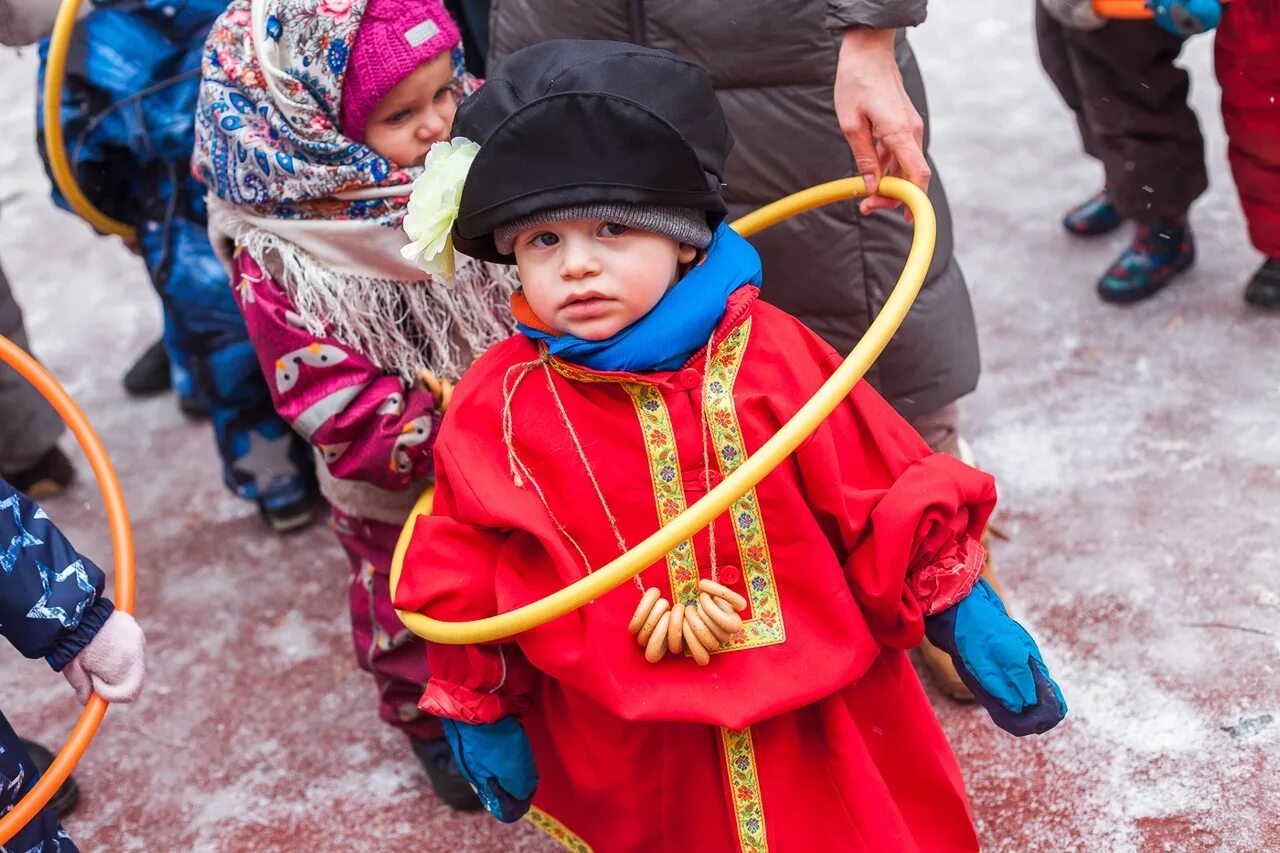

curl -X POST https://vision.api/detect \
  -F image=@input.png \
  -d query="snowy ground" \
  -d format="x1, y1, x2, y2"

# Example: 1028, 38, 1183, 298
2, 1, 1278, 851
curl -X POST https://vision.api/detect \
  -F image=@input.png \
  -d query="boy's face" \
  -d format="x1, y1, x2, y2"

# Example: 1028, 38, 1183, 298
362, 52, 457, 167
513, 220, 697, 341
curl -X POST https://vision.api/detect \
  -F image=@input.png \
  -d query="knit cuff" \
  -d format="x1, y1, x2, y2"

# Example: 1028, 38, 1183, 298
494, 204, 713, 255
46, 597, 115, 672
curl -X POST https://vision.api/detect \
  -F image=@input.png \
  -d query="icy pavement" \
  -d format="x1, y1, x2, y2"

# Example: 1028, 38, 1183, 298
1, 1, 1277, 850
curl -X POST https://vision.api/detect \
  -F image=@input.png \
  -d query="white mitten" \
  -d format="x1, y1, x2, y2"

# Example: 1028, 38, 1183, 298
62, 610, 146, 704
1040, 0, 1106, 30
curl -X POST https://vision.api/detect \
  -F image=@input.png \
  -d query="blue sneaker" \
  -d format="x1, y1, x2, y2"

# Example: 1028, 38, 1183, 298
1097, 218, 1195, 304
257, 475, 319, 534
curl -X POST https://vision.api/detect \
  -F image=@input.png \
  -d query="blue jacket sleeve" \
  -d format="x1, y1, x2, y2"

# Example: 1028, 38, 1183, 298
0, 478, 113, 671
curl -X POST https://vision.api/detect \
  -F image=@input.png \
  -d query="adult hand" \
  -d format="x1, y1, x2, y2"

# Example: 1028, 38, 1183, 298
834, 26, 930, 218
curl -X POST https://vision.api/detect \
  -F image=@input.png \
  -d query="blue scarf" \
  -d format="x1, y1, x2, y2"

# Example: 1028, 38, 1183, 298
517, 223, 762, 373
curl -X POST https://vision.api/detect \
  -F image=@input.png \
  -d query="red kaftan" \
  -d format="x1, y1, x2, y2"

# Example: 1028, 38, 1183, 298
395, 289, 996, 852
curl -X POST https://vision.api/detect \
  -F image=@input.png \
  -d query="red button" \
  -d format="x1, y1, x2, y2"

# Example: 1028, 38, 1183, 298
719, 566, 741, 585
678, 368, 701, 389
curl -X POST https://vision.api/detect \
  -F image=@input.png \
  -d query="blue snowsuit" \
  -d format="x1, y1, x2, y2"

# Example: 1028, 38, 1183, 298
34, 0, 314, 515
0, 477, 111, 852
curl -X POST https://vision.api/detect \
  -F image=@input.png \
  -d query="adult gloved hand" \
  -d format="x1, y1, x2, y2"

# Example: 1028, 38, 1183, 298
440, 716, 538, 823
1041, 0, 1106, 30
924, 579, 1067, 736
1150, 0, 1222, 35
63, 610, 146, 704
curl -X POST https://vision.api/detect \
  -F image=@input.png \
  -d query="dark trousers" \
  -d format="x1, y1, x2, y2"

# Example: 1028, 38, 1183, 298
0, 712, 77, 853
0, 259, 63, 476
1035, 4, 1207, 221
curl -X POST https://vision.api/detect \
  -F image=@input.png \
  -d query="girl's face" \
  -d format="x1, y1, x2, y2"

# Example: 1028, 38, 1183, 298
513, 219, 697, 341
362, 52, 456, 167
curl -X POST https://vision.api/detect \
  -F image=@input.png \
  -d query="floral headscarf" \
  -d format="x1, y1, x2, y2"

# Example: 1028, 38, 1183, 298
193, 0, 514, 384
193, 0, 473, 224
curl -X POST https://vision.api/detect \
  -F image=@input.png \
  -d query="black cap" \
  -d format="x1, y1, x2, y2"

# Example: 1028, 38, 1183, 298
451, 39, 733, 263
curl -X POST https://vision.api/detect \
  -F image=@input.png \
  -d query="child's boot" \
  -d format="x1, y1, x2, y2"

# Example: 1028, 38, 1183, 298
1063, 186, 1125, 236
5, 446, 75, 499
1097, 216, 1195, 303
257, 476, 318, 534
919, 634, 973, 701
121, 338, 171, 396
1244, 258, 1280, 309
410, 735, 483, 812
19, 739, 79, 818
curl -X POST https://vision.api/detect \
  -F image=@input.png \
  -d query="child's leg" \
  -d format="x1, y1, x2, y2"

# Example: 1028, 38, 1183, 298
139, 213, 317, 531
1038, 11, 1206, 220
0, 713, 78, 853
1034, 3, 1102, 163
332, 509, 479, 809
330, 509, 440, 741
0, 261, 65, 479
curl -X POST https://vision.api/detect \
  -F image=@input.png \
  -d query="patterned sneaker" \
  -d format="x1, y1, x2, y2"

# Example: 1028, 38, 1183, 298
5, 447, 75, 499
1097, 218, 1195, 304
1063, 187, 1125, 236
1243, 258, 1280, 310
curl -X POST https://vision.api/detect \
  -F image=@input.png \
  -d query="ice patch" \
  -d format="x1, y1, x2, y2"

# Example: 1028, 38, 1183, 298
258, 610, 326, 663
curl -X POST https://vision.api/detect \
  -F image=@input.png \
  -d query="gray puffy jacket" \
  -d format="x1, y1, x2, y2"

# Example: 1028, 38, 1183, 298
0, 0, 83, 47
486, 0, 978, 418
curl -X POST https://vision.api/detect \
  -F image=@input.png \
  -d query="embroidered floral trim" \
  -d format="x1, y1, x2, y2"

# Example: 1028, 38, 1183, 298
720, 726, 769, 851
525, 806, 594, 852
547, 322, 785, 654
704, 321, 785, 651
546, 356, 612, 385
624, 382, 701, 604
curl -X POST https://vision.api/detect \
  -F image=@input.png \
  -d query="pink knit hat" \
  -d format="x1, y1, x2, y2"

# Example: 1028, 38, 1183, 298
340, 0, 462, 143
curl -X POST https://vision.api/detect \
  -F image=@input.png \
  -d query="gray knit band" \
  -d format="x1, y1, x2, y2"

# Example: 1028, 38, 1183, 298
493, 204, 713, 255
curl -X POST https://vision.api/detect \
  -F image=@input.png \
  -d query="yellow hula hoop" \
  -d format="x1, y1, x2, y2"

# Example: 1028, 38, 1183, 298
43, 0, 136, 239
388, 176, 936, 645
0, 336, 135, 845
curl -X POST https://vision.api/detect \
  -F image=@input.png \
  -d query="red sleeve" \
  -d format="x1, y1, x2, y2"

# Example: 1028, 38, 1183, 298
793, 349, 996, 649
232, 248, 441, 489
393, 443, 539, 724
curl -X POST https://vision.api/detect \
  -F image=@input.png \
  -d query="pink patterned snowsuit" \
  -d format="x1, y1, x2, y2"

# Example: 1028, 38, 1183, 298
233, 247, 442, 740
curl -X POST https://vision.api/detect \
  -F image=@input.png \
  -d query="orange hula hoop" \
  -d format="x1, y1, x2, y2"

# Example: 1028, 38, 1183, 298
0, 335, 135, 845
1093, 0, 1156, 18
1092, 0, 1230, 18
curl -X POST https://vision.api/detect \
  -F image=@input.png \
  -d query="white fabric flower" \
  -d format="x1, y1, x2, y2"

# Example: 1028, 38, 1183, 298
401, 137, 481, 283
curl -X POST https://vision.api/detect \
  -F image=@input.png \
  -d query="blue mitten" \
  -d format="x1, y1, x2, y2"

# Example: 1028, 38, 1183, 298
1149, 0, 1222, 35
440, 716, 538, 823
924, 580, 1068, 736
